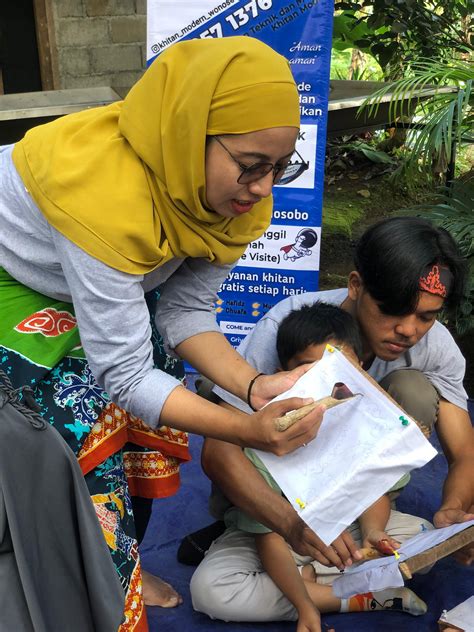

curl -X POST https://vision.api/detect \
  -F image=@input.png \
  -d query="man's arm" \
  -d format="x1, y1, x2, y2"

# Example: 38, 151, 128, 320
201, 403, 362, 569
433, 399, 474, 564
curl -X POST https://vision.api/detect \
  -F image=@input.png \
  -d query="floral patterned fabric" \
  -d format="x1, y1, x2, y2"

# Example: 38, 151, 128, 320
0, 267, 190, 631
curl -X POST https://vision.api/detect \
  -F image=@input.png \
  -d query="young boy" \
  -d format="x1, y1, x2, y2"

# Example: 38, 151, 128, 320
191, 302, 431, 631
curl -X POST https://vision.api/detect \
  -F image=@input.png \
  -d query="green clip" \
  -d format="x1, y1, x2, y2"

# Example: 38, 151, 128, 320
399, 416, 410, 426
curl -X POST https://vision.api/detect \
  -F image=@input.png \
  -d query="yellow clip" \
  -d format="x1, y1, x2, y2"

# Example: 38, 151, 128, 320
295, 498, 306, 510
326, 344, 335, 353
394, 550, 400, 560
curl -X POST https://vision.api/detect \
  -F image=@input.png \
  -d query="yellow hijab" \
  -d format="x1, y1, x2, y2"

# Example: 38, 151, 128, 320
13, 37, 300, 274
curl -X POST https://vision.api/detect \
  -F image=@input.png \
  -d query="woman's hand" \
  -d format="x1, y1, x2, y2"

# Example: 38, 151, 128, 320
160, 388, 322, 454
239, 397, 325, 456
249, 364, 315, 410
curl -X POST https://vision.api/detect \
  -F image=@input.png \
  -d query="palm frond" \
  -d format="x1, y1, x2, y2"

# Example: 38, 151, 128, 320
360, 57, 473, 118
358, 57, 473, 184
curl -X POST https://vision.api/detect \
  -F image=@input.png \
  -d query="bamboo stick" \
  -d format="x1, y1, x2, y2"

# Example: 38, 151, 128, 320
274, 395, 358, 431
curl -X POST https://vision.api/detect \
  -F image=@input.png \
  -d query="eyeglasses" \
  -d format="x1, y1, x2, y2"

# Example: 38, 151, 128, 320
214, 136, 309, 186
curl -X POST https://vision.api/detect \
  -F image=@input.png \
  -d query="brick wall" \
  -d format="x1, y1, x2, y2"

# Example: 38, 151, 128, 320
52, 0, 147, 91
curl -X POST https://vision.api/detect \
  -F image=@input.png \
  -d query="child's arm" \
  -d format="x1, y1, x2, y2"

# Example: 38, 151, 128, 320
255, 532, 322, 632
358, 494, 400, 553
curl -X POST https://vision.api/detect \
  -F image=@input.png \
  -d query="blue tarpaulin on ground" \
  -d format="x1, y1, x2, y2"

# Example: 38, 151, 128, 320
141, 401, 474, 632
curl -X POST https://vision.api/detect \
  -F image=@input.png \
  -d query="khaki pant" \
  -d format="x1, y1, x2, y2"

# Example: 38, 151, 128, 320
191, 510, 433, 622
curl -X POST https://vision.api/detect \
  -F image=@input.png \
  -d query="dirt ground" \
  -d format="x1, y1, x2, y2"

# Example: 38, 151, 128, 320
319, 169, 474, 397
319, 163, 420, 286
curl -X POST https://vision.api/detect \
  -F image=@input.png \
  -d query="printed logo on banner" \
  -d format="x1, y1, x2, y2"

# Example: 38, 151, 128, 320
239, 225, 320, 271
147, 0, 335, 349
275, 123, 316, 190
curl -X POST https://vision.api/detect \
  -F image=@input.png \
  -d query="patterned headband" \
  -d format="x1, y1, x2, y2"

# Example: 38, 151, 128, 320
419, 264, 453, 298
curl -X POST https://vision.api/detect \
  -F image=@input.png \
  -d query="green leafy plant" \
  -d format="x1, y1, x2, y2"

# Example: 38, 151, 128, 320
360, 56, 474, 185
334, 1, 473, 79
339, 140, 396, 164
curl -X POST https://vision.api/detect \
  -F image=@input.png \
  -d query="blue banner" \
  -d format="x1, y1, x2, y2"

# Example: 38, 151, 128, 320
147, 0, 334, 347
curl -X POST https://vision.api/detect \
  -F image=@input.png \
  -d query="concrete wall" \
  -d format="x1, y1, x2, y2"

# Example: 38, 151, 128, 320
51, 0, 147, 91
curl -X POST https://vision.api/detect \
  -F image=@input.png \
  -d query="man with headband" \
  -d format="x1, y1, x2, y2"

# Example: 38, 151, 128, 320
186, 217, 473, 621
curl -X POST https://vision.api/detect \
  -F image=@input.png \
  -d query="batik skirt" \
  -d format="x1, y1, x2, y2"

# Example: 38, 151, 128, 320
0, 267, 191, 631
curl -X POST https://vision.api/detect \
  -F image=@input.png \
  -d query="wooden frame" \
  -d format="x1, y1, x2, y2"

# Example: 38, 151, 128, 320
33, 0, 60, 90
398, 526, 474, 580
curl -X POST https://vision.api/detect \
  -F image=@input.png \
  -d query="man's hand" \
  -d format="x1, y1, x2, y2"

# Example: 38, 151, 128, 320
434, 400, 474, 564
287, 520, 362, 570
434, 507, 474, 565
240, 397, 325, 456
434, 508, 474, 528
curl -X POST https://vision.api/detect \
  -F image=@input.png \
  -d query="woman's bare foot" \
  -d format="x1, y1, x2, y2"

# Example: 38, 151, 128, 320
141, 569, 183, 607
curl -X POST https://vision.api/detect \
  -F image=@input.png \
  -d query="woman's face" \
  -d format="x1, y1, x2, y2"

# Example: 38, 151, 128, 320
205, 127, 299, 219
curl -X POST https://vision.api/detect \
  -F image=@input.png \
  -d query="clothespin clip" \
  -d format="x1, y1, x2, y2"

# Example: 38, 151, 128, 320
326, 344, 335, 353
295, 498, 306, 510
399, 415, 410, 426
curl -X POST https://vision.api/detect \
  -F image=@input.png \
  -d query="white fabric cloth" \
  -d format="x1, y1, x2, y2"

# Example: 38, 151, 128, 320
252, 348, 438, 544
333, 519, 474, 598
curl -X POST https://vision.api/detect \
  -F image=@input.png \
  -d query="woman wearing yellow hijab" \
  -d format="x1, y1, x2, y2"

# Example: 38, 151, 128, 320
0, 36, 324, 630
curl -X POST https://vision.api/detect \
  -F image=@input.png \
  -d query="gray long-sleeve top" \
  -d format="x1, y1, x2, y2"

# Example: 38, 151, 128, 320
0, 145, 232, 427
